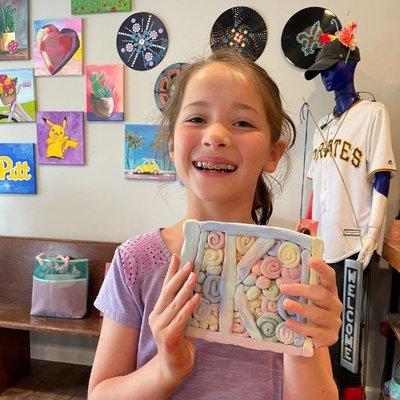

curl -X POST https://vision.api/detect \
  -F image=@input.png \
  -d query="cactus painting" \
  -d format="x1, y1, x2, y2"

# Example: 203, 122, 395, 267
86, 65, 124, 121
0, 0, 28, 60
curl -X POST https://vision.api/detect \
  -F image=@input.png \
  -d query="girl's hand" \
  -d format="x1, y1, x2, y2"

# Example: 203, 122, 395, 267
149, 254, 202, 386
280, 257, 343, 348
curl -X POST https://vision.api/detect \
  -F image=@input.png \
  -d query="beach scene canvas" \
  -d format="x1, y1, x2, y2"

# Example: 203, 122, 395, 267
86, 64, 124, 121
0, 143, 36, 194
0, 0, 29, 60
0, 68, 35, 123
36, 111, 84, 165
34, 18, 83, 76
125, 124, 175, 181
71, 0, 131, 14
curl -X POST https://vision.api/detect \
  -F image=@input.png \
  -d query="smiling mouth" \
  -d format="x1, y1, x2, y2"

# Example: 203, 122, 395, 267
192, 161, 238, 173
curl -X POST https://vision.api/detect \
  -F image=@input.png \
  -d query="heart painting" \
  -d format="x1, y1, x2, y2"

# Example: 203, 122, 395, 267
34, 18, 83, 76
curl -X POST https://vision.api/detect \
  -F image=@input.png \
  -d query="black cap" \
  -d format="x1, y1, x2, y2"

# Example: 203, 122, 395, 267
304, 40, 361, 80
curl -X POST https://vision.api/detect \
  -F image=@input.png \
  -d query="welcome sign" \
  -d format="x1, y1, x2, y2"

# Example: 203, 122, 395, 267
0, 143, 36, 194
340, 259, 363, 373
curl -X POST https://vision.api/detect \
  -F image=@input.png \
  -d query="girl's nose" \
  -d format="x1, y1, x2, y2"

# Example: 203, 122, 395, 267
201, 123, 230, 148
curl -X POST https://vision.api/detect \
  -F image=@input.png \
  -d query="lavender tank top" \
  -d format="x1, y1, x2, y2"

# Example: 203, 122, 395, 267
94, 229, 283, 399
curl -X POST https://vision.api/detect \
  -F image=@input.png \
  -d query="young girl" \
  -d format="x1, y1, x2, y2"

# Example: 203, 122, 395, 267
88, 49, 342, 400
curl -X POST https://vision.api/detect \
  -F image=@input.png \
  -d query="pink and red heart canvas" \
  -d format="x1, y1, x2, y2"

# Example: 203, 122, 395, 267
34, 18, 83, 76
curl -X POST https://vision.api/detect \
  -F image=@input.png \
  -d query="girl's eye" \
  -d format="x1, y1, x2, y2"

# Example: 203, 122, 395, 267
234, 120, 254, 128
186, 117, 205, 124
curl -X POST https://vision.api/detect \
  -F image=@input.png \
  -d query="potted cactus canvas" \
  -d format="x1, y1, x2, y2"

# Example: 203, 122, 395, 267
86, 65, 124, 121
0, 0, 28, 60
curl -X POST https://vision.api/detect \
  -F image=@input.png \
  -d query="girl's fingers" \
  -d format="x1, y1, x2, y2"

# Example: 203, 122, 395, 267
158, 271, 199, 328
153, 259, 193, 315
162, 253, 180, 285
308, 257, 338, 294
280, 283, 342, 313
283, 298, 341, 331
285, 318, 339, 348
169, 292, 202, 333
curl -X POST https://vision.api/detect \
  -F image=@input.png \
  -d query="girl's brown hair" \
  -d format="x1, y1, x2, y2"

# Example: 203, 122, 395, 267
160, 49, 296, 225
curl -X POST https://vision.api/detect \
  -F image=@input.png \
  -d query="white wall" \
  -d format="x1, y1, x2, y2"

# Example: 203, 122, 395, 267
1, 0, 399, 393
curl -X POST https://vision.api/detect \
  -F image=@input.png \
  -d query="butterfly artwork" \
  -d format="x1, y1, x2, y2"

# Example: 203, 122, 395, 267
281, 7, 341, 69
296, 21, 323, 57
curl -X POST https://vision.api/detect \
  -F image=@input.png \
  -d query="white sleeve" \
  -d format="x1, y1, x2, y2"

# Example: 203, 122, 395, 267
367, 103, 397, 179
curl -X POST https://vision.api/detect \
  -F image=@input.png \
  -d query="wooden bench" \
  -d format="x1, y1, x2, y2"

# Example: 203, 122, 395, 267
0, 236, 119, 398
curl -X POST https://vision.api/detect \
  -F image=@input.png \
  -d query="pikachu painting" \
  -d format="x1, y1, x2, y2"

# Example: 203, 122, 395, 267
36, 111, 84, 165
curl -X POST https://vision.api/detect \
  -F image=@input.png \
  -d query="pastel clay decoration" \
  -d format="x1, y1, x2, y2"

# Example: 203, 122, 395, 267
180, 219, 323, 357
208, 231, 225, 249
260, 256, 282, 279
278, 242, 301, 268
276, 322, 295, 345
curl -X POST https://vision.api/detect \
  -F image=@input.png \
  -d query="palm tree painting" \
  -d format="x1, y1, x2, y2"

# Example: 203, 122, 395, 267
125, 130, 144, 169
124, 124, 175, 181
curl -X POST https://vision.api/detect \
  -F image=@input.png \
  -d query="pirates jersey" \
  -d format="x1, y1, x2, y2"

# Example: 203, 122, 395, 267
308, 100, 397, 263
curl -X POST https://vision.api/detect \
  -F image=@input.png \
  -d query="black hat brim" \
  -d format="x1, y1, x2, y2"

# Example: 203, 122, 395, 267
304, 57, 339, 80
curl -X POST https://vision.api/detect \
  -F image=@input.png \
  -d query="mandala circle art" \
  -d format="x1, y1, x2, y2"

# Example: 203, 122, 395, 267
281, 7, 341, 69
210, 6, 268, 61
154, 62, 188, 111
116, 12, 169, 71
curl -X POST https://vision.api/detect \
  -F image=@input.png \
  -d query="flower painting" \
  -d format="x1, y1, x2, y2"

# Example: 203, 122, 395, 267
36, 111, 85, 165
86, 65, 124, 121
34, 18, 83, 76
71, 0, 131, 14
0, 143, 36, 194
125, 124, 175, 181
0, 0, 29, 60
0, 68, 36, 123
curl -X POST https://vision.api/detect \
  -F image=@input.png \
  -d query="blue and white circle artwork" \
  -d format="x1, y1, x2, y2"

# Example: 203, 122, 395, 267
116, 12, 169, 71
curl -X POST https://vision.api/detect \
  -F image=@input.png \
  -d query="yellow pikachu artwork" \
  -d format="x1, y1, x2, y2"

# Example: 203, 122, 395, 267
44, 117, 79, 159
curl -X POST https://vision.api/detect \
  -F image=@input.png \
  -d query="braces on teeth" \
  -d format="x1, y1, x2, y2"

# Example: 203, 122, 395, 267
194, 161, 237, 171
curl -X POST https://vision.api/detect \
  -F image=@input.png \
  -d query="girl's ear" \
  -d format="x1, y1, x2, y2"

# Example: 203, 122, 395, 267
263, 139, 285, 173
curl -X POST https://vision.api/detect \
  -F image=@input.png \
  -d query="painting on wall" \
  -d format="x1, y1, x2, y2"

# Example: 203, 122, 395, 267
71, 0, 131, 14
0, 0, 29, 60
154, 62, 187, 112
0, 143, 36, 194
36, 111, 85, 165
86, 64, 124, 121
34, 18, 83, 76
125, 124, 175, 181
0, 68, 36, 123
116, 12, 168, 71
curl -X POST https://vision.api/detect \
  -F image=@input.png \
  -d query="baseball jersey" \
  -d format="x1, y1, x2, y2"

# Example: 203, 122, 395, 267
307, 100, 397, 263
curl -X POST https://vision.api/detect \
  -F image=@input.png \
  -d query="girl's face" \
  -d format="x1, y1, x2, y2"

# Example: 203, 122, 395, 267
170, 62, 283, 216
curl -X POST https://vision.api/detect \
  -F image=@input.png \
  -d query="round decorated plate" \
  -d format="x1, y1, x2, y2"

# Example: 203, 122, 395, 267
281, 7, 341, 69
210, 6, 268, 61
116, 12, 168, 71
154, 62, 188, 111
